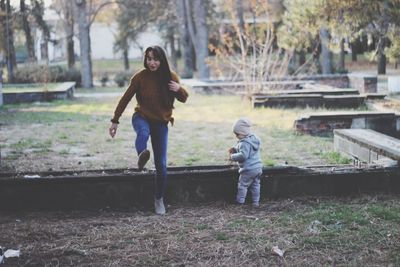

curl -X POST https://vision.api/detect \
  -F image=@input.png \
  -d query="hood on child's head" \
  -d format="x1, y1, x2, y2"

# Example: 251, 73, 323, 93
233, 118, 252, 136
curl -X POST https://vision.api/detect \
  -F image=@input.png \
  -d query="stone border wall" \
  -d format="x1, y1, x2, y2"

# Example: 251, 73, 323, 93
0, 165, 399, 211
348, 73, 377, 93
294, 112, 400, 137
187, 75, 350, 94
3, 82, 75, 104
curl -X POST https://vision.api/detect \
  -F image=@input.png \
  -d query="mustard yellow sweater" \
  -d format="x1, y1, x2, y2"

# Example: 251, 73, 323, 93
111, 69, 188, 124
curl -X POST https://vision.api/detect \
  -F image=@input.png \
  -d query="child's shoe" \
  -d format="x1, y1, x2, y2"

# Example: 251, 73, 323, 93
154, 197, 166, 215
252, 202, 260, 208
234, 200, 245, 206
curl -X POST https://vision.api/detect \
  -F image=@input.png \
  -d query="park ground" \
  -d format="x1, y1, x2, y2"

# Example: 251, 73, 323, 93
1, 59, 400, 265
0, 195, 399, 266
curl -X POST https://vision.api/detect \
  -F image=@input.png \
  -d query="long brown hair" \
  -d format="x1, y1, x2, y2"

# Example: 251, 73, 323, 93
143, 46, 175, 109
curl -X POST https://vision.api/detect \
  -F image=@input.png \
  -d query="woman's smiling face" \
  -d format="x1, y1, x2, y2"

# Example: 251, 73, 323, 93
146, 50, 161, 72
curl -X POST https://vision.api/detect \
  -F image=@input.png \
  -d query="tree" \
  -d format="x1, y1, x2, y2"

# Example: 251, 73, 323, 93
184, 0, 210, 79
319, 27, 333, 74
31, 0, 50, 62
278, 0, 322, 74
114, 0, 170, 71
74, 0, 93, 88
20, 0, 35, 61
74, 0, 113, 88
0, 0, 17, 82
176, 0, 194, 78
114, 0, 155, 71
211, 0, 293, 93
155, 1, 180, 71
324, 0, 400, 74
51, 0, 75, 69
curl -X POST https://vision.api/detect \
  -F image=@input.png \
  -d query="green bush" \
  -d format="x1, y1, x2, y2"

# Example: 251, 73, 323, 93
100, 72, 109, 86
114, 71, 132, 87
13, 65, 81, 87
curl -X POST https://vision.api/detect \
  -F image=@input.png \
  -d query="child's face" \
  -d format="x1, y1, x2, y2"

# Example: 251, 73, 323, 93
235, 132, 246, 140
146, 51, 161, 72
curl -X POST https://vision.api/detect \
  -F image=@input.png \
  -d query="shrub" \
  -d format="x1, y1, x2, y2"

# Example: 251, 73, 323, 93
13, 65, 81, 87
100, 72, 109, 86
114, 71, 132, 87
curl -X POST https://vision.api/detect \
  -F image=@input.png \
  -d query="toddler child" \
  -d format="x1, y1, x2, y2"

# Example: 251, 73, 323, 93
229, 118, 263, 207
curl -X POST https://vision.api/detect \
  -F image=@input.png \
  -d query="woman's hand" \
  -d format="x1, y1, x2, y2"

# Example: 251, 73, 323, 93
109, 123, 118, 138
168, 80, 180, 92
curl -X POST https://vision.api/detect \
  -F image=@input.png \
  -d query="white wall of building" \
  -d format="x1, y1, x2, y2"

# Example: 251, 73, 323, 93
36, 21, 164, 62
90, 23, 163, 59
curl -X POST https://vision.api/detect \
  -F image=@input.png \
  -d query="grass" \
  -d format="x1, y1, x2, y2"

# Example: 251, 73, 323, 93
0, 86, 371, 172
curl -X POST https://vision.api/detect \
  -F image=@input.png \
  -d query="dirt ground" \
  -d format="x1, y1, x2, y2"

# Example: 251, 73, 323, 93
1, 195, 399, 266
2, 76, 400, 266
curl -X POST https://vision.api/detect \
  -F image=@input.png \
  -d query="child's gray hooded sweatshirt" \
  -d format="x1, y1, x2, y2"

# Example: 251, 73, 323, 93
231, 134, 262, 174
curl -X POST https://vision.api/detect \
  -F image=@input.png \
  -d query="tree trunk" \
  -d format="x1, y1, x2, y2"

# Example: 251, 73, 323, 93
2, 0, 17, 82
168, 27, 177, 71
176, 0, 193, 78
20, 0, 36, 62
312, 38, 322, 74
123, 47, 129, 70
377, 37, 386, 75
40, 41, 48, 62
377, 0, 389, 75
338, 38, 345, 72
319, 27, 333, 74
185, 0, 209, 79
187, 0, 210, 79
64, 1, 75, 69
299, 49, 306, 66
66, 37, 75, 69
0, 68, 3, 106
235, 0, 245, 35
75, 0, 93, 88
350, 42, 357, 62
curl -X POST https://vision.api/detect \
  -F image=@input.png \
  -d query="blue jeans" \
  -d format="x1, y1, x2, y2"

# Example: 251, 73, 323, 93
132, 112, 168, 199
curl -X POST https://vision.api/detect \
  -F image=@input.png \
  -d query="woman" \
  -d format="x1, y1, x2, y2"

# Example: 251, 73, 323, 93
109, 46, 189, 215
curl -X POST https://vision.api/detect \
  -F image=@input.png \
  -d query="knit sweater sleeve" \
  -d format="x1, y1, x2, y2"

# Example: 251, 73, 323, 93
171, 71, 189, 103
111, 72, 140, 123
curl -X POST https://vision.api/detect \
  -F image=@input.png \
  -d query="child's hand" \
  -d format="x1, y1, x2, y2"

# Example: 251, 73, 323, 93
228, 147, 236, 154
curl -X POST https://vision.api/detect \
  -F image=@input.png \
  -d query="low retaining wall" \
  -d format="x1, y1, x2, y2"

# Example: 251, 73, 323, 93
348, 73, 377, 93
187, 75, 349, 94
3, 82, 75, 104
294, 112, 400, 137
301, 74, 349, 88
334, 129, 400, 163
253, 94, 365, 108
0, 165, 399, 211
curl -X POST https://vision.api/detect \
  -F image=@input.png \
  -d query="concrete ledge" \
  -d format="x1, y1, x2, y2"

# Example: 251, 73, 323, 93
295, 111, 399, 136
334, 129, 400, 163
3, 82, 75, 104
0, 165, 399, 211
348, 73, 377, 93
253, 94, 365, 108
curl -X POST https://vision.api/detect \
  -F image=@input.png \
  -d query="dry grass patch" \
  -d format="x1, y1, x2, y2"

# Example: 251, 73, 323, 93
0, 195, 399, 266
0, 88, 373, 172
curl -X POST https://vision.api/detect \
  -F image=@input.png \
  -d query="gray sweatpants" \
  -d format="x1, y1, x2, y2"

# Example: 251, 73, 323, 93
236, 170, 262, 205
